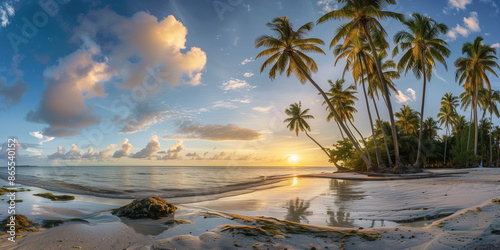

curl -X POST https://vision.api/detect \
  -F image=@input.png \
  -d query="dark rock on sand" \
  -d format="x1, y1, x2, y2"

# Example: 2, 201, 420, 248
112, 197, 177, 219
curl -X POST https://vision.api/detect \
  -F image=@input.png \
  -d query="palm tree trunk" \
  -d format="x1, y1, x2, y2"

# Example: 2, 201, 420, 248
336, 121, 346, 141
360, 57, 383, 170
489, 112, 493, 167
372, 95, 393, 167
348, 118, 372, 164
443, 126, 448, 166
414, 55, 427, 169
467, 108, 472, 151
304, 130, 341, 169
291, 55, 373, 170
362, 25, 402, 173
474, 86, 479, 156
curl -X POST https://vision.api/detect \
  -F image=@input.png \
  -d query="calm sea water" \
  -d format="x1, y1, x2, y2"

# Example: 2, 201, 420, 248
8, 166, 335, 199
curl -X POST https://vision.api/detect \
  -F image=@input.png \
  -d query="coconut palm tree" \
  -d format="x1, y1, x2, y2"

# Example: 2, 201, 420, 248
318, 0, 405, 172
393, 13, 450, 169
455, 36, 500, 156
395, 105, 420, 135
332, 33, 384, 169
256, 17, 373, 170
423, 117, 440, 141
453, 115, 467, 138
479, 90, 500, 167
284, 102, 338, 166
437, 103, 457, 166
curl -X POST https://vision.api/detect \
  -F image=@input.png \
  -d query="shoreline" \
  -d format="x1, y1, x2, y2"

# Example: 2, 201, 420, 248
1, 168, 500, 249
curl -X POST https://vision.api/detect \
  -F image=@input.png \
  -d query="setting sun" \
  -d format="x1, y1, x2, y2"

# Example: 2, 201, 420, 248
288, 154, 299, 164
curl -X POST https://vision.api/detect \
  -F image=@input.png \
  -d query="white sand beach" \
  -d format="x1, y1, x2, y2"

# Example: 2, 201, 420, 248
1, 168, 500, 249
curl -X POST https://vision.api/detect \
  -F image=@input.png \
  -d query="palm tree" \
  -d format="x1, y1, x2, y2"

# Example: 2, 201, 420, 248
453, 115, 467, 138
480, 90, 500, 167
284, 102, 338, 166
395, 105, 420, 135
423, 117, 440, 141
256, 17, 373, 170
332, 33, 384, 169
393, 13, 450, 169
460, 87, 477, 151
455, 36, 500, 156
318, 0, 405, 172
437, 103, 457, 166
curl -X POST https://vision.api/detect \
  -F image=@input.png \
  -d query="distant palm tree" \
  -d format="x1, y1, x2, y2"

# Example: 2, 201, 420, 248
437, 103, 457, 166
256, 17, 372, 169
460, 87, 481, 151
284, 102, 335, 165
423, 117, 440, 141
318, 0, 405, 172
395, 105, 420, 135
480, 90, 500, 166
455, 36, 500, 156
453, 115, 467, 138
393, 13, 450, 168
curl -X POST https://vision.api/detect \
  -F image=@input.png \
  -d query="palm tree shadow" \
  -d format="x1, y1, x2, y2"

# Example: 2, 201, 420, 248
284, 197, 313, 224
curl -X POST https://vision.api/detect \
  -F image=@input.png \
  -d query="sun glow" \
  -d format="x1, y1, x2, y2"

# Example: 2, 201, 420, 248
288, 154, 299, 164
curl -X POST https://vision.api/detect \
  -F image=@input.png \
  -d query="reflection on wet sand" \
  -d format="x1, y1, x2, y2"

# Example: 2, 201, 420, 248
120, 215, 174, 236
327, 179, 365, 227
284, 197, 312, 224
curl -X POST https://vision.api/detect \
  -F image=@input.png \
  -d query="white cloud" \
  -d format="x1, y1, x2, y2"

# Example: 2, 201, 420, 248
0, 2, 15, 27
463, 12, 480, 32
434, 71, 449, 84
131, 135, 160, 159
113, 138, 133, 158
454, 24, 470, 37
243, 72, 254, 78
219, 78, 255, 91
232, 98, 251, 103
48, 144, 83, 161
253, 105, 274, 113
117, 103, 173, 134
317, 0, 337, 13
448, 0, 472, 10
166, 124, 264, 141
29, 131, 55, 145
447, 30, 457, 41
395, 88, 417, 104
241, 57, 254, 65
212, 100, 237, 109
161, 140, 185, 160
492, 43, 500, 48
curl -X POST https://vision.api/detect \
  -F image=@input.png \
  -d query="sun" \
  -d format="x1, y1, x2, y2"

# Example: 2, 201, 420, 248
288, 154, 299, 164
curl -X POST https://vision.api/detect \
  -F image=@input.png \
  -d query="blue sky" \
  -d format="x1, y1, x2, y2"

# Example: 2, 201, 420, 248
0, 0, 499, 166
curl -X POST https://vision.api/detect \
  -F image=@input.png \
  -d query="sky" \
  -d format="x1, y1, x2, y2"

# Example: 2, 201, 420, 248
0, 0, 499, 167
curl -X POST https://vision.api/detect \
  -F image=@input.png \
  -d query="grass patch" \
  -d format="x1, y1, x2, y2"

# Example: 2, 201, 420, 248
0, 188, 19, 195
475, 207, 482, 212
437, 222, 444, 228
164, 219, 193, 225
1, 215, 38, 233
492, 198, 500, 204
34, 193, 75, 201
6, 199, 23, 203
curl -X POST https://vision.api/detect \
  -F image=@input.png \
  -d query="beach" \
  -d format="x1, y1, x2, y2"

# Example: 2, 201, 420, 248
1, 167, 500, 249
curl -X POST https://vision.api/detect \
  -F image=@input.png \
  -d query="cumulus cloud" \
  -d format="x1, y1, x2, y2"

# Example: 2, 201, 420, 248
166, 123, 264, 141
447, 12, 481, 41
219, 78, 255, 91
83, 144, 117, 160
253, 105, 274, 113
117, 103, 173, 134
185, 152, 203, 160
131, 135, 160, 159
317, 0, 337, 13
161, 140, 185, 160
29, 131, 55, 145
395, 88, 417, 104
0, 77, 28, 108
48, 144, 83, 161
448, 0, 472, 10
492, 43, 500, 48
26, 45, 111, 137
113, 138, 133, 158
241, 57, 254, 65
243, 72, 254, 78
0, 1, 15, 27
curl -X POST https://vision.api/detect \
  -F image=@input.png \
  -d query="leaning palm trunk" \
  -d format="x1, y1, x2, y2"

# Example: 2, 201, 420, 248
474, 86, 479, 156
336, 121, 346, 141
348, 118, 372, 163
443, 126, 448, 167
372, 96, 393, 166
414, 56, 427, 169
291, 55, 373, 170
361, 58, 383, 169
304, 130, 341, 169
362, 25, 402, 172
467, 108, 472, 151
489, 112, 493, 167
